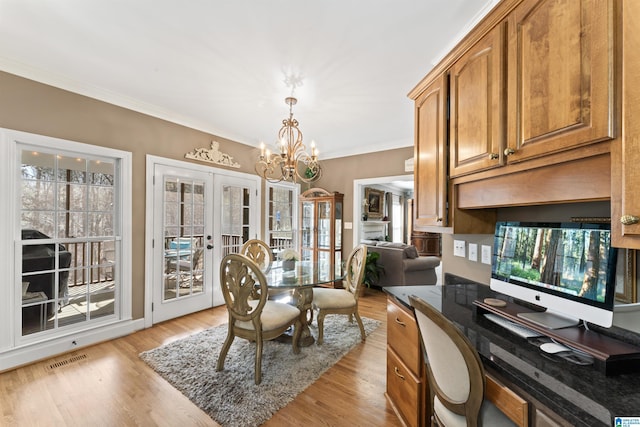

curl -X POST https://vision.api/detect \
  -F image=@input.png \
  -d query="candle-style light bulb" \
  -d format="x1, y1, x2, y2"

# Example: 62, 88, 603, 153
260, 141, 265, 158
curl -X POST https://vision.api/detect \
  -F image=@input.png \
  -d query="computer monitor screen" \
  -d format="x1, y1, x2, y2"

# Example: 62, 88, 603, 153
490, 221, 617, 329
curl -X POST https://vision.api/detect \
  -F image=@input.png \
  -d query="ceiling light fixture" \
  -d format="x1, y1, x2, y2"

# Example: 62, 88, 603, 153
255, 96, 321, 183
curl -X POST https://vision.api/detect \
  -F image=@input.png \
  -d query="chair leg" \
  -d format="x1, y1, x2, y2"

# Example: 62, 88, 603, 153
354, 311, 366, 342
291, 319, 302, 354
216, 324, 235, 372
255, 335, 263, 385
317, 311, 325, 345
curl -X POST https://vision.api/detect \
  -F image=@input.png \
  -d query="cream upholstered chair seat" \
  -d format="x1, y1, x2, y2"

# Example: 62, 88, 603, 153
235, 299, 300, 330
217, 253, 301, 384
409, 295, 515, 427
313, 288, 356, 309
312, 244, 367, 345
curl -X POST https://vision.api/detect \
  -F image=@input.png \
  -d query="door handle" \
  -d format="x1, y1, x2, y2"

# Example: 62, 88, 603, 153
207, 244, 213, 250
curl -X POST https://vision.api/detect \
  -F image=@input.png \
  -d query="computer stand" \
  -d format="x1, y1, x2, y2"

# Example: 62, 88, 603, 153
473, 299, 640, 376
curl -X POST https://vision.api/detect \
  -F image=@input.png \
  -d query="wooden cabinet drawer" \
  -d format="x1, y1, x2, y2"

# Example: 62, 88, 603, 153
387, 346, 423, 427
387, 299, 421, 373
486, 373, 529, 427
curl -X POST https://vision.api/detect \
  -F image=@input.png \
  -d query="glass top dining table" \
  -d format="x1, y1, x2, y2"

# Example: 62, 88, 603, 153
264, 260, 343, 346
265, 260, 343, 289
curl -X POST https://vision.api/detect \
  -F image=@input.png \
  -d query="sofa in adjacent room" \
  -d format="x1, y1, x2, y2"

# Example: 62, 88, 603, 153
365, 241, 440, 286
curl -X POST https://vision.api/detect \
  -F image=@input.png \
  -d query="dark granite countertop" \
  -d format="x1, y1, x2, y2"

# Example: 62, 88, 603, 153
384, 274, 640, 427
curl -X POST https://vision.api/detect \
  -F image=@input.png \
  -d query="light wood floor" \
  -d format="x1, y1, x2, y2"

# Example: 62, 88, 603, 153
0, 288, 404, 427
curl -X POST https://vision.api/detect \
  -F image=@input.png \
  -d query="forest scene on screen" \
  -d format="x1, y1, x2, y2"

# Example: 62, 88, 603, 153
494, 225, 611, 302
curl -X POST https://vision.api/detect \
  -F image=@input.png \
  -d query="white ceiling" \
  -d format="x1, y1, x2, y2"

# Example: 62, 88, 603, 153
0, 0, 497, 159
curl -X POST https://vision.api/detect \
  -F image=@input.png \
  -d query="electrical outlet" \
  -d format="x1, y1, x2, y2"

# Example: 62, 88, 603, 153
468, 243, 478, 262
481, 245, 492, 264
453, 240, 466, 257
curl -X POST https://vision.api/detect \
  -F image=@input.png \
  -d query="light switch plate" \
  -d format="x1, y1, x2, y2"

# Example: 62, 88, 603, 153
481, 245, 492, 264
468, 243, 478, 262
453, 239, 466, 257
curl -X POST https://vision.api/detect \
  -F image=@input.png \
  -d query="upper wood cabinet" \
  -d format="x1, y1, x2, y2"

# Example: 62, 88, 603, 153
505, 0, 615, 163
414, 74, 448, 228
612, 0, 640, 249
449, 24, 506, 178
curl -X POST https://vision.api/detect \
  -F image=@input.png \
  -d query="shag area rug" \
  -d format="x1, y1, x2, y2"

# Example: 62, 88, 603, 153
140, 315, 381, 427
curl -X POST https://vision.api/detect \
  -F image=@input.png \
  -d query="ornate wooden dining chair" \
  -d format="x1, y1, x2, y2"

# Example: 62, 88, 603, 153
409, 295, 516, 427
217, 253, 301, 384
240, 239, 273, 273
312, 244, 367, 345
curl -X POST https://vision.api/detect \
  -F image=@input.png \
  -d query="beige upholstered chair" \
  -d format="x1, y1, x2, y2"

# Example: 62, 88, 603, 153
240, 239, 273, 273
312, 244, 367, 345
409, 295, 516, 427
217, 253, 301, 384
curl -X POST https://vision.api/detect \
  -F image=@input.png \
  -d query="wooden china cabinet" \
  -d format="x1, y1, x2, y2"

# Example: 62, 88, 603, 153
299, 188, 343, 288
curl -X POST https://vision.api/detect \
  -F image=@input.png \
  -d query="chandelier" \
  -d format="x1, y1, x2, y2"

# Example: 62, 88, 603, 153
255, 96, 322, 183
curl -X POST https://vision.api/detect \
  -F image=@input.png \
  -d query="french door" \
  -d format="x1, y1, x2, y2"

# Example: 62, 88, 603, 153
151, 164, 214, 323
148, 158, 259, 323
212, 174, 259, 304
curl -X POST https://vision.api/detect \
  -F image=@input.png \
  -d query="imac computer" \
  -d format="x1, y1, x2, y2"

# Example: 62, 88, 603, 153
490, 221, 617, 329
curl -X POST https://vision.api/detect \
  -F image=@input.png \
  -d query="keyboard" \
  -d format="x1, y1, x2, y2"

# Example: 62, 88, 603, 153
484, 313, 543, 339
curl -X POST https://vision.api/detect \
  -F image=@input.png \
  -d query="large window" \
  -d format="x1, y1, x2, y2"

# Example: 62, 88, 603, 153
266, 183, 298, 254
19, 147, 122, 337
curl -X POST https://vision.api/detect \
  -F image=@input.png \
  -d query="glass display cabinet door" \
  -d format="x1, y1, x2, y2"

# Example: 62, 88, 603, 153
300, 200, 315, 262
317, 201, 331, 249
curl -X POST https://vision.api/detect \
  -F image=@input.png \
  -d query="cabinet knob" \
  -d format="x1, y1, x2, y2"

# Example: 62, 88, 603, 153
395, 317, 406, 327
436, 217, 443, 223
621, 215, 640, 225
489, 153, 499, 160
504, 148, 515, 156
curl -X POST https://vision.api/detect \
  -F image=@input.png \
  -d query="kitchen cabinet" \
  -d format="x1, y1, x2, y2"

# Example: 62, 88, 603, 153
412, 74, 496, 233
505, 0, 615, 163
413, 74, 448, 229
410, 0, 617, 221
386, 297, 427, 427
612, 0, 640, 249
299, 188, 343, 287
449, 23, 506, 178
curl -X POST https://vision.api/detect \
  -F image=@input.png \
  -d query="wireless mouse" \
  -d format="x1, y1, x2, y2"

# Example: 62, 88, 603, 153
540, 342, 571, 354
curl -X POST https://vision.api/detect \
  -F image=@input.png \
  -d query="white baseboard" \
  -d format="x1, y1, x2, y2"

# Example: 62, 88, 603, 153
0, 318, 145, 372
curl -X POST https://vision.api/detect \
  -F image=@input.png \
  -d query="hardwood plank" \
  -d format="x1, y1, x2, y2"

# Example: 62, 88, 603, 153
0, 289, 402, 427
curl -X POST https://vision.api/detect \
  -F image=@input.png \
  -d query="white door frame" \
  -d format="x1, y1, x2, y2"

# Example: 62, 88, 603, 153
352, 175, 413, 247
144, 155, 261, 328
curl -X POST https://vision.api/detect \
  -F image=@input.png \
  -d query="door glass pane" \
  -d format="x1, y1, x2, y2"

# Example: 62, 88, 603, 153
221, 185, 250, 257
162, 178, 205, 302
20, 148, 118, 337
267, 185, 295, 254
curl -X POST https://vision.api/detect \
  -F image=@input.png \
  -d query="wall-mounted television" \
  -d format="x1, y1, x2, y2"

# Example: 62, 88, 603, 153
490, 221, 617, 329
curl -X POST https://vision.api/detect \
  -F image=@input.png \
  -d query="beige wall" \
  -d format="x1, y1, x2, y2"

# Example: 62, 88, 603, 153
315, 147, 414, 255
442, 201, 612, 285
0, 70, 414, 320
0, 71, 260, 319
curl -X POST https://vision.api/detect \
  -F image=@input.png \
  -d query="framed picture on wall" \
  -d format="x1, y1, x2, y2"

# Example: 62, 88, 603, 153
365, 188, 384, 220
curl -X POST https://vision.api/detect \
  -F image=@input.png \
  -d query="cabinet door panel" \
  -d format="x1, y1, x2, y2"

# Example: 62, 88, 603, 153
414, 74, 447, 228
507, 0, 614, 162
450, 24, 505, 177
613, 0, 640, 247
